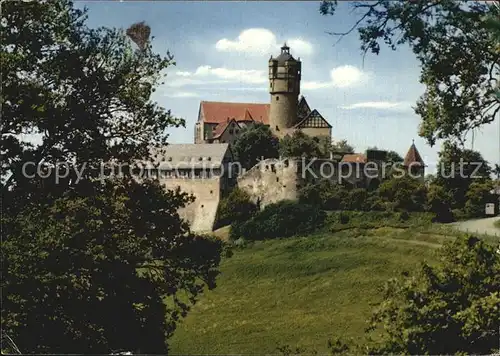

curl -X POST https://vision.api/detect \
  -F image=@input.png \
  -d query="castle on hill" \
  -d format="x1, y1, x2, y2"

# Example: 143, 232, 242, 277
194, 43, 332, 144
149, 44, 426, 232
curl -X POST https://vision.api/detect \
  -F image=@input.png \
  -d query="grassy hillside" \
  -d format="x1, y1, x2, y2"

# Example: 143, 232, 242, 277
170, 224, 459, 354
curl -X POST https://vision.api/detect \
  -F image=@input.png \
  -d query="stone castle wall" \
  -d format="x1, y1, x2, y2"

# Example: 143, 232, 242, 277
237, 158, 302, 208
158, 177, 222, 233
237, 158, 378, 209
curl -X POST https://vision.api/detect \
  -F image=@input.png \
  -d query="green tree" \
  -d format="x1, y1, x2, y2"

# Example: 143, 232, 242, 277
232, 123, 279, 170
344, 188, 369, 211
2, 180, 224, 354
464, 180, 496, 218
378, 175, 427, 212
1, 1, 224, 352
214, 188, 257, 229
483, 1, 500, 100
426, 183, 453, 222
331, 139, 354, 154
435, 141, 491, 209
493, 164, 500, 180
366, 236, 500, 355
299, 179, 348, 210
315, 135, 335, 158
386, 150, 403, 164
230, 200, 326, 240
320, 1, 499, 146
1, 2, 179, 188
279, 130, 322, 158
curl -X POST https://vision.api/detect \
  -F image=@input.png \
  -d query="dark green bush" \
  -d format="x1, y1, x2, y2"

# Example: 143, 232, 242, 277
344, 188, 369, 211
398, 211, 410, 221
365, 193, 386, 211
339, 212, 350, 224
299, 180, 348, 210
464, 180, 495, 218
214, 188, 257, 229
378, 176, 427, 212
452, 208, 467, 221
230, 200, 326, 240
325, 211, 434, 232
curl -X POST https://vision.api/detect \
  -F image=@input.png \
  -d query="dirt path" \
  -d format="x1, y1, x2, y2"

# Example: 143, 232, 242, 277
381, 236, 442, 248
453, 217, 500, 238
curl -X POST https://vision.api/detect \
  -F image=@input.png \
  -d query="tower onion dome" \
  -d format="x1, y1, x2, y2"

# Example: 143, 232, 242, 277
273, 43, 298, 64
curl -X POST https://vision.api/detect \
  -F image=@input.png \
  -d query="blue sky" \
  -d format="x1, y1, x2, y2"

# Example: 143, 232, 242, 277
80, 1, 499, 173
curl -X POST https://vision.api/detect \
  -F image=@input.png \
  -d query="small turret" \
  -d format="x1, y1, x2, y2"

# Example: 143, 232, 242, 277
404, 140, 425, 181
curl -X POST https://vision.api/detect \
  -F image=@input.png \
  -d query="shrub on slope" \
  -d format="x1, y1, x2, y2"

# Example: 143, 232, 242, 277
230, 200, 326, 240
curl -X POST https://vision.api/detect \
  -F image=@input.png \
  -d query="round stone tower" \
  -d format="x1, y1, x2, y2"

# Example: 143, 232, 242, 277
269, 43, 301, 138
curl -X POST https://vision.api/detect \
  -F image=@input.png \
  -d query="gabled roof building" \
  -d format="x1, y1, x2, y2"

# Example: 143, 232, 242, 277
194, 44, 332, 144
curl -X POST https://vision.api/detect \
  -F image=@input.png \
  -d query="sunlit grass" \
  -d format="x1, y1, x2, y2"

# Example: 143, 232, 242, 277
169, 226, 453, 354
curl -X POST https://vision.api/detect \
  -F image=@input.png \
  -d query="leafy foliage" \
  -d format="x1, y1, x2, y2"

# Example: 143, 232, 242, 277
1, 0, 223, 353
331, 139, 354, 154
214, 188, 257, 229
2, 180, 224, 353
385, 150, 403, 163
494, 164, 500, 180
279, 131, 323, 158
299, 179, 347, 210
464, 180, 496, 218
1, 0, 181, 189
434, 141, 492, 209
321, 0, 500, 145
426, 183, 454, 222
325, 210, 434, 232
232, 123, 279, 170
230, 200, 326, 240
378, 176, 427, 212
367, 236, 500, 355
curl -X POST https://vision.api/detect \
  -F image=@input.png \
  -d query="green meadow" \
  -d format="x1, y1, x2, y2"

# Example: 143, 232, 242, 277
170, 219, 463, 354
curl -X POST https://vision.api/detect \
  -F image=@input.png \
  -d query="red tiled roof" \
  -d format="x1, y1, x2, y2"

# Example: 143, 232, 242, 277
200, 101, 269, 125
404, 143, 424, 166
212, 122, 229, 138
243, 109, 254, 122
342, 154, 367, 163
212, 119, 240, 139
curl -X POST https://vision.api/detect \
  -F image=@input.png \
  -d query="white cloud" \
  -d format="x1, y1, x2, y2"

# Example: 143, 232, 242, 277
215, 28, 313, 56
218, 87, 268, 92
164, 91, 200, 98
302, 81, 333, 90
168, 65, 266, 87
175, 71, 192, 77
339, 101, 412, 111
286, 39, 313, 57
300, 65, 367, 90
330, 65, 364, 88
